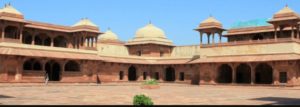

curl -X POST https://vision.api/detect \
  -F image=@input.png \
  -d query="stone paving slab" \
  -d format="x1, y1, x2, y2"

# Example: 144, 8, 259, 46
0, 83, 300, 105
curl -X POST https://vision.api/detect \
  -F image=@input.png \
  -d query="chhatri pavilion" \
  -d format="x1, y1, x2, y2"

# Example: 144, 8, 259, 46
0, 4, 300, 86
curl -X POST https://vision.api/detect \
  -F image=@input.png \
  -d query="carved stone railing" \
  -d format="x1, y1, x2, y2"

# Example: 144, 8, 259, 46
201, 38, 296, 48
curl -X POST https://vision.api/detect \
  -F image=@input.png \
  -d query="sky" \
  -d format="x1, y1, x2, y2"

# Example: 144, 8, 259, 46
0, 0, 299, 45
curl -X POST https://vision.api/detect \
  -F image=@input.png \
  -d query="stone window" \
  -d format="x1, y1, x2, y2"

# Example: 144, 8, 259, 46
279, 72, 287, 83
119, 71, 124, 80
179, 72, 184, 81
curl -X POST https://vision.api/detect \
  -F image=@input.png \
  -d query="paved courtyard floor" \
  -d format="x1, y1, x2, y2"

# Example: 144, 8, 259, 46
0, 82, 300, 105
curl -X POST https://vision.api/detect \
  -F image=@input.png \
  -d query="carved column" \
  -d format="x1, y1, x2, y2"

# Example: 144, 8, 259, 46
95, 37, 98, 48
250, 63, 256, 85
19, 25, 23, 43
200, 32, 203, 46
291, 25, 295, 40
219, 32, 222, 43
50, 37, 54, 47
207, 33, 211, 44
231, 63, 236, 83
31, 35, 35, 45
1, 25, 5, 41
15, 57, 23, 81
212, 32, 215, 44
274, 25, 278, 41
91, 37, 94, 48
297, 26, 299, 39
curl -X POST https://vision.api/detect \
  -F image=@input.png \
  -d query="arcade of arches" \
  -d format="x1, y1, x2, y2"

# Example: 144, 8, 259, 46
0, 55, 298, 86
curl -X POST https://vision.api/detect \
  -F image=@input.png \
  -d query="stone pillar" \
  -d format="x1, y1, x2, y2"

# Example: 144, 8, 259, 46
212, 32, 215, 44
219, 32, 222, 43
291, 25, 295, 40
68, 40, 72, 48
297, 26, 299, 39
91, 37, 94, 47
83, 36, 87, 48
15, 59, 23, 81
51, 37, 54, 47
274, 26, 278, 41
200, 32, 203, 46
250, 64, 255, 85
207, 33, 211, 44
231, 64, 236, 83
95, 37, 98, 48
31, 36, 35, 45
0, 25, 4, 41
272, 65, 279, 85
19, 26, 23, 43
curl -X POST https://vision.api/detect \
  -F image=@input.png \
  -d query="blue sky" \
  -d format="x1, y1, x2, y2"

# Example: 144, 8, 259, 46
0, 0, 299, 45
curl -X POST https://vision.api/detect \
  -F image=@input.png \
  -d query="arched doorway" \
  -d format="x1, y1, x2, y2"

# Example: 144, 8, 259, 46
4, 26, 18, 39
255, 63, 273, 84
217, 64, 232, 83
128, 66, 137, 81
165, 67, 175, 81
22, 31, 32, 44
34, 36, 43, 45
44, 37, 51, 46
23, 58, 42, 71
45, 61, 61, 81
236, 63, 251, 84
54, 36, 67, 47
64, 60, 80, 72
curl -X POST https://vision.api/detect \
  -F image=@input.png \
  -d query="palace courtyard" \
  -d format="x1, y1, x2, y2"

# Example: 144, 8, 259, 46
0, 83, 299, 105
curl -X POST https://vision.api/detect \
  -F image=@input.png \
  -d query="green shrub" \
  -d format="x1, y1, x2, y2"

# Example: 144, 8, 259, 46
143, 79, 158, 85
133, 94, 154, 105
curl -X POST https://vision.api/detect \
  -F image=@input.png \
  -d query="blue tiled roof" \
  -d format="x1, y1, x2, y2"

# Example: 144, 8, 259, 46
230, 18, 272, 29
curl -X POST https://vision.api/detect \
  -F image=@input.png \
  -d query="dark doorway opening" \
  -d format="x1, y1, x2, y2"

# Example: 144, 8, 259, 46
236, 63, 251, 84
279, 72, 287, 83
179, 72, 184, 81
119, 71, 124, 80
128, 66, 137, 81
45, 61, 61, 81
165, 67, 175, 81
255, 63, 273, 84
143, 72, 147, 80
217, 64, 232, 83
154, 72, 159, 80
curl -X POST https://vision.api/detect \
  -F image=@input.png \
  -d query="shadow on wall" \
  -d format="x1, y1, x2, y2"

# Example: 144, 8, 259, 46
251, 97, 300, 105
0, 95, 15, 99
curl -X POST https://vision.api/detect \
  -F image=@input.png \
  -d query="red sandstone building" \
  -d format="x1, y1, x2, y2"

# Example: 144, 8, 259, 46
0, 4, 300, 86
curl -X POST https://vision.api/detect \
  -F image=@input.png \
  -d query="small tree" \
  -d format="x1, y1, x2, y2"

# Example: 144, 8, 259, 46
143, 79, 158, 85
133, 94, 154, 105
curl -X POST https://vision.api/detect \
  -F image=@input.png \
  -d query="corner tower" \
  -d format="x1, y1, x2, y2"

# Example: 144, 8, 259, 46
194, 15, 225, 46
268, 5, 300, 40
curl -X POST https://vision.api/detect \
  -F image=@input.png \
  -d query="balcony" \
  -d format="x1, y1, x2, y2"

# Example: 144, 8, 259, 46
201, 38, 297, 48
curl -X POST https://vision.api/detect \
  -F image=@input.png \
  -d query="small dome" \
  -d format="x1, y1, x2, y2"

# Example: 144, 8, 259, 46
73, 18, 97, 27
196, 16, 223, 31
0, 3, 22, 15
135, 23, 167, 39
98, 29, 119, 41
200, 16, 221, 24
127, 22, 173, 46
275, 5, 295, 15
